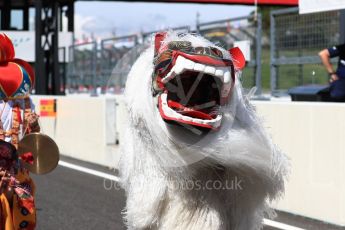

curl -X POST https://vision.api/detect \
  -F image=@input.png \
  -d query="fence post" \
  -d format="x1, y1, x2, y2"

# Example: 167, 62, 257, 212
270, 11, 277, 95
71, 45, 76, 91
255, 13, 262, 95
196, 14, 200, 34
91, 41, 98, 96
134, 35, 139, 45
35, 0, 46, 94
60, 47, 66, 93
100, 39, 107, 94
340, 10, 345, 43
67, 45, 73, 92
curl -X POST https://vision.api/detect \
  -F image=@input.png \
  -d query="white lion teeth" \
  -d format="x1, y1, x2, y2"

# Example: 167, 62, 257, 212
182, 116, 192, 122
161, 69, 176, 83
176, 114, 183, 119
223, 71, 231, 84
215, 69, 224, 82
192, 118, 199, 124
215, 69, 224, 77
160, 93, 222, 129
174, 56, 185, 75
161, 56, 232, 85
194, 63, 205, 72
176, 56, 196, 74
205, 66, 216, 75
184, 59, 195, 70
214, 115, 222, 127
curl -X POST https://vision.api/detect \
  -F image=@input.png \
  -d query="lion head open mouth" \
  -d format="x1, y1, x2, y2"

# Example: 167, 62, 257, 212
152, 32, 245, 130
166, 71, 222, 119
157, 55, 234, 130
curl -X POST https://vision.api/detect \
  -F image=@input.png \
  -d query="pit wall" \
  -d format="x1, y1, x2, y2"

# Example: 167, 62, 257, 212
31, 95, 345, 226
31, 95, 125, 168
254, 101, 345, 227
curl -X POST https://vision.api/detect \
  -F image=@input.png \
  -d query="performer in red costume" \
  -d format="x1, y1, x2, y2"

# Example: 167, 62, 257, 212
0, 33, 40, 230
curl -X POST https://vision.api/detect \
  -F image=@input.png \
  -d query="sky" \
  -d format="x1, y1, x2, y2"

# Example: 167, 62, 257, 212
74, 2, 254, 39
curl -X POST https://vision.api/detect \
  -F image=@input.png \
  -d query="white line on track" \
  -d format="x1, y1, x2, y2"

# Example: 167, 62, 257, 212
58, 160, 119, 182
58, 160, 305, 230
263, 218, 305, 230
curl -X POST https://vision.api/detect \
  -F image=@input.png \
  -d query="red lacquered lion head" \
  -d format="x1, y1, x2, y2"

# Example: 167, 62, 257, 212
152, 32, 245, 130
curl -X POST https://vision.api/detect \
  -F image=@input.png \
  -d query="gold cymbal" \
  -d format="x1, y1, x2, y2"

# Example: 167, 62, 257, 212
18, 133, 60, 175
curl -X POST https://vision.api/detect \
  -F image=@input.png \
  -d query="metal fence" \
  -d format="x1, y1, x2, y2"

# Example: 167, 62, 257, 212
66, 16, 262, 95
67, 41, 97, 93
99, 35, 139, 93
197, 14, 262, 94
66, 27, 192, 94
270, 7, 341, 95
141, 26, 191, 42
106, 44, 148, 94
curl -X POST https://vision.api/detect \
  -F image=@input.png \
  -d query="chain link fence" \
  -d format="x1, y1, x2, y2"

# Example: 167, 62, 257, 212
270, 7, 341, 95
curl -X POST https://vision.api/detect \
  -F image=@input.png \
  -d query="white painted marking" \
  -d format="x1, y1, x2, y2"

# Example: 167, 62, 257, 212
263, 218, 305, 230
58, 161, 120, 182
59, 160, 305, 230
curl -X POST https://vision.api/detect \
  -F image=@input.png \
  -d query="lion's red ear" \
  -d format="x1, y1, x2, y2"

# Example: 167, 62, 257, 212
154, 32, 167, 57
229, 47, 245, 70
0, 34, 15, 63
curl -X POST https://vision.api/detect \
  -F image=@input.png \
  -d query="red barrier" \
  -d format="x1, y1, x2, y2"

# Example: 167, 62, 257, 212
167, 0, 298, 5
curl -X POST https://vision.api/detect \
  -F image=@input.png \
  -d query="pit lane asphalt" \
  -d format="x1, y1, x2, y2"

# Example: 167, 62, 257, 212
31, 156, 345, 230
31, 156, 125, 230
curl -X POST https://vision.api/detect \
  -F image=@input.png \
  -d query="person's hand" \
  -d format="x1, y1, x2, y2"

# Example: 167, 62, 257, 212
330, 73, 339, 83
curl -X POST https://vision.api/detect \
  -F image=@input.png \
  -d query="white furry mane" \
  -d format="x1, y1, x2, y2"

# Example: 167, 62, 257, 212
119, 31, 289, 230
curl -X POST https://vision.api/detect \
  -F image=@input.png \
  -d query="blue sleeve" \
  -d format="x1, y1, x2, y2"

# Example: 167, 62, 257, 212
328, 44, 345, 58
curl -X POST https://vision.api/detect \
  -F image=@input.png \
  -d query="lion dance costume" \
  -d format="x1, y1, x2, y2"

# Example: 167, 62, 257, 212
120, 32, 289, 230
0, 34, 39, 230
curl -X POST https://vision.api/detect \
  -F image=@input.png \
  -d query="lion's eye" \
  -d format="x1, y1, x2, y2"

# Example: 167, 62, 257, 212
194, 47, 204, 54
168, 41, 192, 52
204, 47, 211, 56
211, 48, 223, 58
154, 51, 173, 73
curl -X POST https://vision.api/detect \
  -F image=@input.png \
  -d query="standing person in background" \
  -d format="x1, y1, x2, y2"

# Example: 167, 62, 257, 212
319, 43, 345, 101
0, 33, 40, 230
